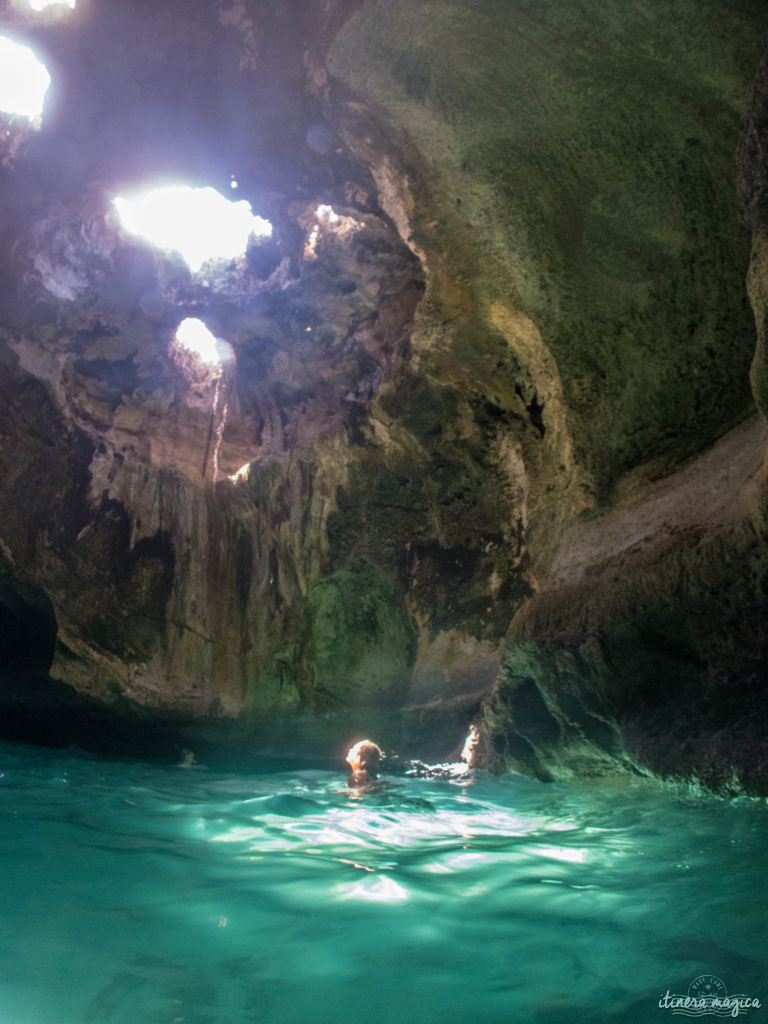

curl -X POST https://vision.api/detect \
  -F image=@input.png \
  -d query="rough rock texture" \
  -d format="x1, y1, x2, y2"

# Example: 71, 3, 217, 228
0, 0, 766, 788
476, 417, 768, 792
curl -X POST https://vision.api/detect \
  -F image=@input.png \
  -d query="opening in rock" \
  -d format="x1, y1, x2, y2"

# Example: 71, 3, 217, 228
0, 36, 51, 120
174, 317, 232, 370
0, 579, 57, 680
113, 185, 272, 272
303, 203, 362, 261
25, 0, 76, 10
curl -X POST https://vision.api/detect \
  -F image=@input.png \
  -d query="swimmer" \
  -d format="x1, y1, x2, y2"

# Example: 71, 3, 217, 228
345, 739, 383, 788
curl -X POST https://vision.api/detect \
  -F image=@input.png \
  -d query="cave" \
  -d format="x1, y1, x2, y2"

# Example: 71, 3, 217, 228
0, 0, 765, 793
0, 0, 766, 1019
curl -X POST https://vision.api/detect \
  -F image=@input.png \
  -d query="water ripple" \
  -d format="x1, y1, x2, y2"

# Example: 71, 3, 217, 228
0, 743, 765, 1024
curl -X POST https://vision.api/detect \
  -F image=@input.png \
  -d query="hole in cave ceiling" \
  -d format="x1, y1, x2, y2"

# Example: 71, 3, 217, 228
174, 317, 233, 371
0, 36, 51, 120
24, 0, 76, 10
303, 204, 362, 261
113, 185, 272, 273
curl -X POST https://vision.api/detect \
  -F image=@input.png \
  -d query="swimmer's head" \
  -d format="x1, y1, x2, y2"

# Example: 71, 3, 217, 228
345, 739, 383, 776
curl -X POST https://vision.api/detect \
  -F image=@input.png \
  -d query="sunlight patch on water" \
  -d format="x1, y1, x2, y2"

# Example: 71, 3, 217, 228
530, 843, 588, 864
337, 874, 410, 903
209, 801, 553, 855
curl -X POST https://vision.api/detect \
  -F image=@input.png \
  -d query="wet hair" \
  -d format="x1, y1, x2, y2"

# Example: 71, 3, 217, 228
345, 739, 383, 783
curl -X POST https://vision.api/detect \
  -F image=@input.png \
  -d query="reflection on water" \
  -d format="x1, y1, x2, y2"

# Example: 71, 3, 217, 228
0, 741, 765, 1024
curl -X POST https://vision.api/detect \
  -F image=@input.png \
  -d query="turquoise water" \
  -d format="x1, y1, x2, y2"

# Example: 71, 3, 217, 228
0, 741, 765, 1024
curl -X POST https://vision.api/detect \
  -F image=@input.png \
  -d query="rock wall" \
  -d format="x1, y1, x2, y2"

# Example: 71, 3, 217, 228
472, 36, 768, 795
328, 0, 768, 791
476, 417, 768, 793
0, 0, 765, 787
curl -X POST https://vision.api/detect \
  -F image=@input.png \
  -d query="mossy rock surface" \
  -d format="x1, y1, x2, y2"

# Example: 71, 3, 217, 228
329, 0, 762, 494
301, 556, 417, 709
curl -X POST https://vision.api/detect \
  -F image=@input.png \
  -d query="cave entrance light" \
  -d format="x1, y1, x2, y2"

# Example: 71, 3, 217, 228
174, 318, 233, 371
0, 36, 51, 120
27, 0, 76, 10
113, 185, 272, 273
303, 203, 362, 261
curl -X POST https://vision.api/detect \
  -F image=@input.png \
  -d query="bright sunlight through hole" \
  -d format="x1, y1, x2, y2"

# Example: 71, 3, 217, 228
0, 37, 51, 120
113, 185, 272, 272
175, 318, 226, 368
303, 203, 362, 261
27, 0, 76, 10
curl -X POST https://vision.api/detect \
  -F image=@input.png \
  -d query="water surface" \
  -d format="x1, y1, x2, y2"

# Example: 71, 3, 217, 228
0, 741, 765, 1023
